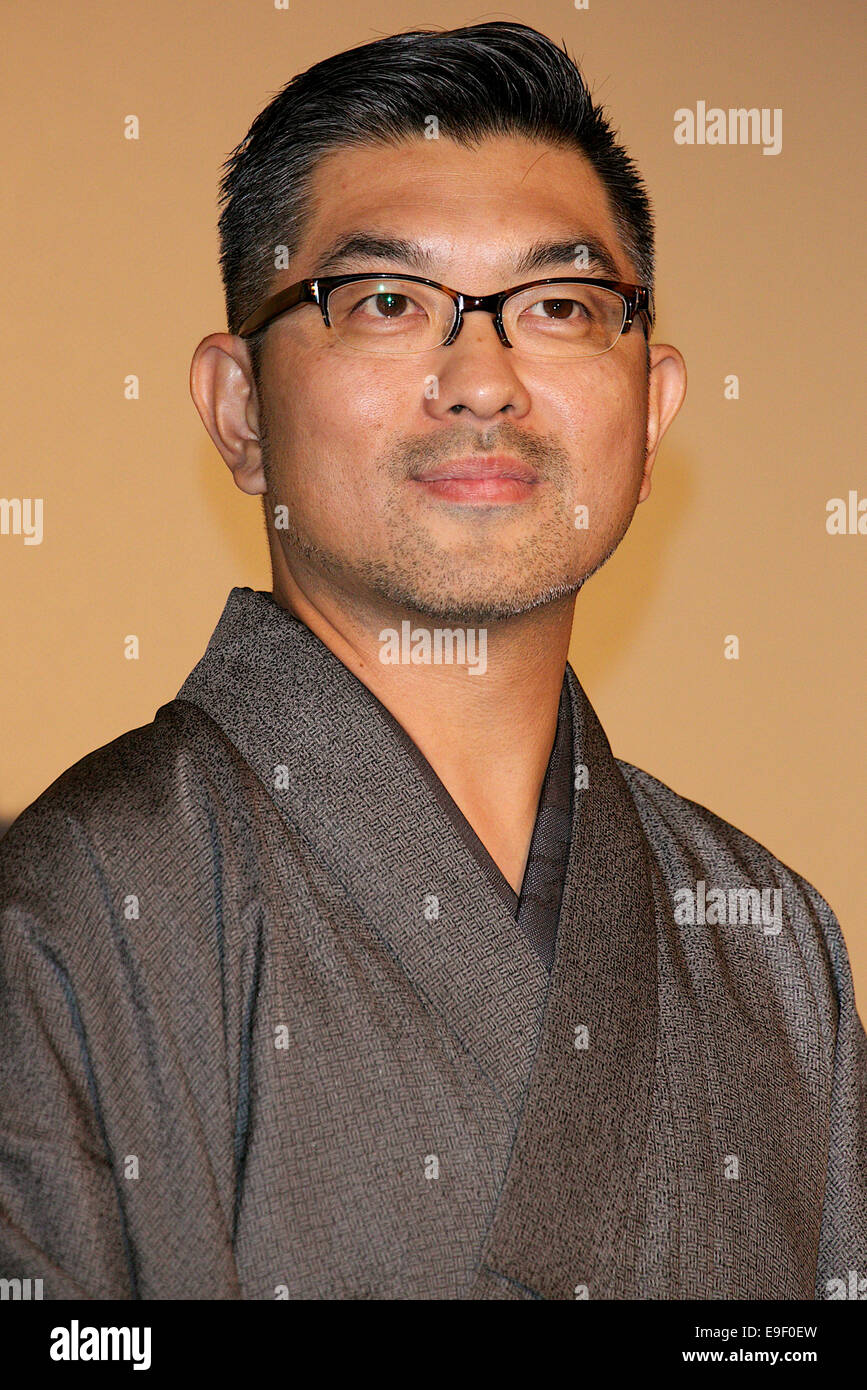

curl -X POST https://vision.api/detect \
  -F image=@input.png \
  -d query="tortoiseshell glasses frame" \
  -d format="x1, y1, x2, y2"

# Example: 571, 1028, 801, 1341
236, 272, 655, 357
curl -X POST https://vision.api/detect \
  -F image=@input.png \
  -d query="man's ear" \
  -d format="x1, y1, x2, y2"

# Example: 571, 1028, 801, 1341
637, 342, 687, 503
189, 333, 267, 496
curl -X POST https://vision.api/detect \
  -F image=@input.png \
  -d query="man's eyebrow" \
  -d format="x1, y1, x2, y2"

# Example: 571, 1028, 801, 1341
510, 235, 622, 281
313, 231, 624, 281
314, 233, 436, 276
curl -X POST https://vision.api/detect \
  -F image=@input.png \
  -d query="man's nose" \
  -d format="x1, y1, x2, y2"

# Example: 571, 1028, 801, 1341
422, 311, 532, 422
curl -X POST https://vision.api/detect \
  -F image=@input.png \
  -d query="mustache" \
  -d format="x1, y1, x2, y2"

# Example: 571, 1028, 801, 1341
388, 424, 570, 478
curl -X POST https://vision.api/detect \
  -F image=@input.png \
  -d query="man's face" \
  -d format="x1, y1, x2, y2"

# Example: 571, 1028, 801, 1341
253, 134, 656, 624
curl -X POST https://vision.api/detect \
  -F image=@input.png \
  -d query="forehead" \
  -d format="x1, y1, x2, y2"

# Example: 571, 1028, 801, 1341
295, 135, 629, 276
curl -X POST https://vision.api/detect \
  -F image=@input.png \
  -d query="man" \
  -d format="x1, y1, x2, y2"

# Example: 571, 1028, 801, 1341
1, 22, 864, 1301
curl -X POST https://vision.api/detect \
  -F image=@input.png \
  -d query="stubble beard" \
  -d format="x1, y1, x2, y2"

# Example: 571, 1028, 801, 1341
270, 488, 632, 626
261, 413, 631, 625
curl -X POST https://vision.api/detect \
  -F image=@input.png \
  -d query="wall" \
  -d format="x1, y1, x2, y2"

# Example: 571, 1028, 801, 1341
2, 0, 864, 1005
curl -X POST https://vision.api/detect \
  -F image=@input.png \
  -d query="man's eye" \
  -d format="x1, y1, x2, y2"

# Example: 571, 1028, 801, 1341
356, 292, 418, 318
527, 297, 586, 320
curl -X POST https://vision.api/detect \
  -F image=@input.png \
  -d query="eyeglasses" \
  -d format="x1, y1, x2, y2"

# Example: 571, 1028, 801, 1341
236, 272, 654, 360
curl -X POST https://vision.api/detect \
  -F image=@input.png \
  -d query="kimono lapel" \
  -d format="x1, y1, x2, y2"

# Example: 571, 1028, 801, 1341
176, 587, 548, 1124
468, 663, 660, 1300
384, 678, 574, 973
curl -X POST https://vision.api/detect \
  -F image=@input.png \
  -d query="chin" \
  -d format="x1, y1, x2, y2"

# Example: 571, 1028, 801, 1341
388, 577, 585, 626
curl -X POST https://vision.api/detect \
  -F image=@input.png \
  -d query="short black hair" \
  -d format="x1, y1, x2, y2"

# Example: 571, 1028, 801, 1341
217, 21, 655, 389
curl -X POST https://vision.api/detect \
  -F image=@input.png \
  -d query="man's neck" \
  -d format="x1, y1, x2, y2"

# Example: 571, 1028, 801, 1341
270, 569, 575, 896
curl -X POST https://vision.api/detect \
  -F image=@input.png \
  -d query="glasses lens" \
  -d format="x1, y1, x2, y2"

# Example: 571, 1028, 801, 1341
504, 283, 627, 357
326, 278, 454, 354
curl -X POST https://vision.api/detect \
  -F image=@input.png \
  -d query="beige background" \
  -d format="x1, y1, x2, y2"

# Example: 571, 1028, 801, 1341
2, 1, 864, 1005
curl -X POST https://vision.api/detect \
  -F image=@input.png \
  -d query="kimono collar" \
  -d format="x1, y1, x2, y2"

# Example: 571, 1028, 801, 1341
177, 585, 658, 1298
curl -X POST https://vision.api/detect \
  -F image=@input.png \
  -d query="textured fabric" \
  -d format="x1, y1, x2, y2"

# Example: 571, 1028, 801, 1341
381, 677, 573, 972
514, 683, 573, 973
0, 585, 865, 1300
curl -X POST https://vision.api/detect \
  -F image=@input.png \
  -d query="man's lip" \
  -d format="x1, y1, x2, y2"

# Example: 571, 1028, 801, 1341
411, 455, 539, 483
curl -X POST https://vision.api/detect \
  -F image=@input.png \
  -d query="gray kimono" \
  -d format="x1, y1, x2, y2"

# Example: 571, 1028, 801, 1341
1, 586, 865, 1299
